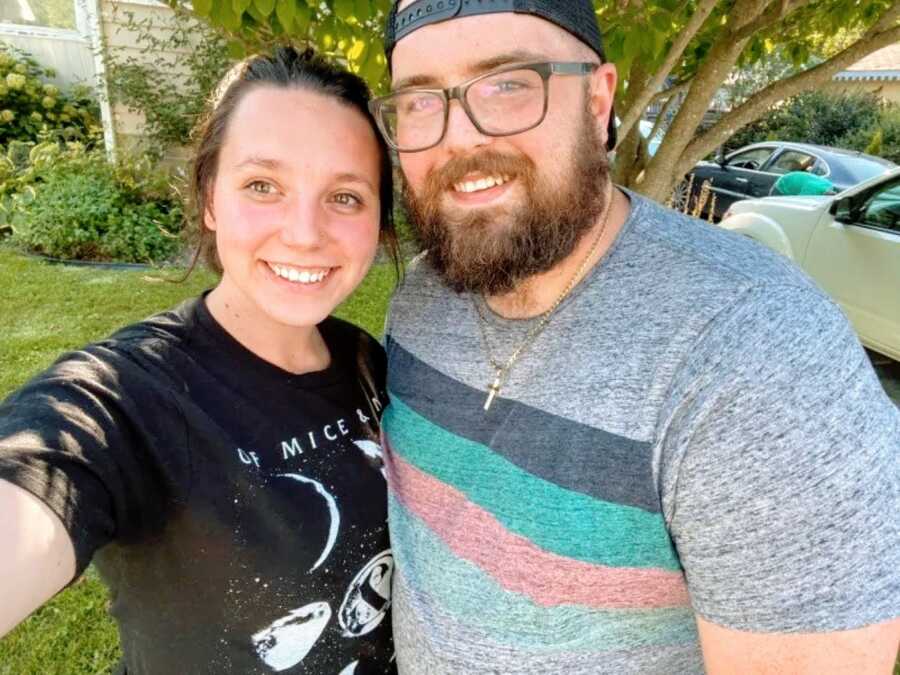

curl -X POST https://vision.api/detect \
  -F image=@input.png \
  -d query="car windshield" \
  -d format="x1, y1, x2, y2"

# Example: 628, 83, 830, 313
838, 156, 892, 183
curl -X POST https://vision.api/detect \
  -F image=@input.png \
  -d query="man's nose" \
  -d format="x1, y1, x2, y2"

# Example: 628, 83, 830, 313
441, 99, 489, 155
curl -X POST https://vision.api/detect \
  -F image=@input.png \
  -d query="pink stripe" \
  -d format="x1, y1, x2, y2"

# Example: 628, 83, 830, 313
387, 449, 690, 610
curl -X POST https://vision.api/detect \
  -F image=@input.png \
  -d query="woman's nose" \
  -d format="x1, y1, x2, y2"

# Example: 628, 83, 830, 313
279, 197, 325, 248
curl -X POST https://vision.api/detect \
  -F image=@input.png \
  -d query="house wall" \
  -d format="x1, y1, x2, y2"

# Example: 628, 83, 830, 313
1, 25, 95, 87
826, 79, 900, 105
99, 0, 199, 162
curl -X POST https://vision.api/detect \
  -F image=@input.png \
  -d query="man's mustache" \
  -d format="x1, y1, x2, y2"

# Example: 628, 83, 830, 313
424, 152, 534, 192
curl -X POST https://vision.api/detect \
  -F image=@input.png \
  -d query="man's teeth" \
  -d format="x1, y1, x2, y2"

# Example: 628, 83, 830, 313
269, 263, 330, 284
453, 175, 510, 194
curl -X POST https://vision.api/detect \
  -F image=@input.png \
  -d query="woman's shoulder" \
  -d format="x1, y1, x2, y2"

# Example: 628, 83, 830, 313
321, 316, 383, 354
321, 316, 386, 381
19, 296, 205, 400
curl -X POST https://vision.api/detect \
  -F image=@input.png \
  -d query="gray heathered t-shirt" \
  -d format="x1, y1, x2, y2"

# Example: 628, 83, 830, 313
382, 191, 900, 674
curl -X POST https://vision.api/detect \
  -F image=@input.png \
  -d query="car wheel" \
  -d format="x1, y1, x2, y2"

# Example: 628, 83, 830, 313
671, 178, 692, 213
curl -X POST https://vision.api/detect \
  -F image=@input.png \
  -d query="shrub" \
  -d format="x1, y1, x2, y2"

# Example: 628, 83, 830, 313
8, 149, 184, 264
0, 46, 101, 147
844, 105, 900, 165
726, 90, 883, 152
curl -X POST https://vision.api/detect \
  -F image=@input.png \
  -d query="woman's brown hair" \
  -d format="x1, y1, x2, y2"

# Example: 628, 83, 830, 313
186, 46, 400, 277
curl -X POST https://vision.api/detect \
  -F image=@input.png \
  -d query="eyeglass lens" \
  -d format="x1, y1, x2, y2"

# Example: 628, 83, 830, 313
380, 68, 546, 151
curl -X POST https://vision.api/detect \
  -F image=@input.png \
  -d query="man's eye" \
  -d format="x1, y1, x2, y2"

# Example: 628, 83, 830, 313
403, 95, 441, 114
486, 79, 530, 94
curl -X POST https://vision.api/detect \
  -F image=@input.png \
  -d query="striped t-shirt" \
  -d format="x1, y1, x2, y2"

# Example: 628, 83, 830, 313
382, 193, 900, 674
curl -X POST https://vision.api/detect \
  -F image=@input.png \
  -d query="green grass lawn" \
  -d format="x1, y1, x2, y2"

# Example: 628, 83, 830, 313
2, 247, 898, 674
0, 246, 397, 674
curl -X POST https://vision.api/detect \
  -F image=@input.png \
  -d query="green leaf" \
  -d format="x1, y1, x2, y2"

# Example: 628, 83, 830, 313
333, 0, 354, 21
293, 3, 311, 35
192, 0, 213, 16
227, 39, 246, 58
253, 0, 276, 18
359, 45, 387, 91
212, 0, 242, 31
275, 0, 296, 32
353, 0, 370, 23
233, 0, 252, 16
346, 37, 367, 68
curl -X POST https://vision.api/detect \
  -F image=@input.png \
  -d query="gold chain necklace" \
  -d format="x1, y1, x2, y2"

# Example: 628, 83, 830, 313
473, 184, 614, 411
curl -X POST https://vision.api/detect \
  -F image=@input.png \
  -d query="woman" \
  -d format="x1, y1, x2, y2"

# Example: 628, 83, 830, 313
0, 47, 398, 674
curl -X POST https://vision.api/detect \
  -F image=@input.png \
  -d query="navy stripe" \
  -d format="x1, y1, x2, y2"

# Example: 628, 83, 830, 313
386, 338, 660, 513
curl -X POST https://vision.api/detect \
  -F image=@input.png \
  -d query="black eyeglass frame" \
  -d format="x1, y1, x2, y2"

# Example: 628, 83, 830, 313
369, 61, 600, 153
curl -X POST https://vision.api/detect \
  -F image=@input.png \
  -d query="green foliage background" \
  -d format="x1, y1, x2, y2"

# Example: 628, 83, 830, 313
726, 90, 900, 164
7, 148, 185, 264
0, 46, 100, 148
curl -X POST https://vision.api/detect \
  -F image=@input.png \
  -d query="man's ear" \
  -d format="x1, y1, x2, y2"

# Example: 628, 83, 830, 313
588, 62, 618, 141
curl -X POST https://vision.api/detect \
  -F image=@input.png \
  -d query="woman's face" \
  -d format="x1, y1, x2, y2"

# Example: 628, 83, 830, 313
205, 86, 382, 332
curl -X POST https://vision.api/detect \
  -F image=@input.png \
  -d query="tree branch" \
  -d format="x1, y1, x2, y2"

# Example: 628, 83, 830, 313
678, 20, 900, 178
732, 0, 815, 42
648, 89, 680, 141
648, 79, 691, 105
615, 0, 718, 145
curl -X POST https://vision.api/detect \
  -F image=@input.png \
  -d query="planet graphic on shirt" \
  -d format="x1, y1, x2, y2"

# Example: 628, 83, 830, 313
338, 550, 393, 637
277, 473, 340, 572
353, 439, 386, 478
251, 601, 331, 672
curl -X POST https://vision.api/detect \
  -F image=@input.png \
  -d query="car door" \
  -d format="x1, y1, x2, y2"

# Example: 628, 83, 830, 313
706, 146, 777, 217
803, 176, 900, 360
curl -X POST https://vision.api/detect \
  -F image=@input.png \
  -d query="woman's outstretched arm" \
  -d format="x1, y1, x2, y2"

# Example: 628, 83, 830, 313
0, 479, 75, 637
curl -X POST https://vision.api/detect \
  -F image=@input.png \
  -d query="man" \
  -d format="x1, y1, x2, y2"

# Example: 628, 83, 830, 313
372, 1, 900, 673
771, 157, 835, 196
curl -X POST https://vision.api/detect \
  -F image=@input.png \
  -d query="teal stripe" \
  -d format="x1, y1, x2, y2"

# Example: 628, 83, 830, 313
385, 397, 681, 570
389, 495, 698, 651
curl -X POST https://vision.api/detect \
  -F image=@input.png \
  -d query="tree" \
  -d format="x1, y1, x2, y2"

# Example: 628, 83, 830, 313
173, 0, 900, 202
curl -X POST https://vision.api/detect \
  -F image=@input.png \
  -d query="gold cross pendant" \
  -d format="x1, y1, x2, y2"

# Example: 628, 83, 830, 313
484, 373, 502, 411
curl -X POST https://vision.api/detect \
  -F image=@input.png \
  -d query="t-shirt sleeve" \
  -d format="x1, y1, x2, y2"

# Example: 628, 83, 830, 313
658, 284, 900, 633
0, 344, 190, 577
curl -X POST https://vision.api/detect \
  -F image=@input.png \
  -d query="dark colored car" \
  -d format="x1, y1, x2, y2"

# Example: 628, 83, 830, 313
673, 141, 896, 220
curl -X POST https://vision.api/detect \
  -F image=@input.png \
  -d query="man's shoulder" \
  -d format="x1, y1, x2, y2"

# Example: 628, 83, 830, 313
388, 251, 461, 326
626, 191, 811, 293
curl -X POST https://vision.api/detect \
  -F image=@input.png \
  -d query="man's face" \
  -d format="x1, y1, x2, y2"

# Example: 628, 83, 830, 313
390, 10, 617, 294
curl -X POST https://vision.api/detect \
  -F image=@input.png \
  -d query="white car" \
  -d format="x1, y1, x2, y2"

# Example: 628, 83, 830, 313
719, 167, 900, 362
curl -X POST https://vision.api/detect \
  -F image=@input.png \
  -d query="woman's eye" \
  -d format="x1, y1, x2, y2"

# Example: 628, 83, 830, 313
247, 180, 276, 195
333, 192, 362, 207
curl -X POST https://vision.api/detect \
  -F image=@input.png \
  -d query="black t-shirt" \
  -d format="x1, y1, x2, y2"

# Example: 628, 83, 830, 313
0, 296, 395, 674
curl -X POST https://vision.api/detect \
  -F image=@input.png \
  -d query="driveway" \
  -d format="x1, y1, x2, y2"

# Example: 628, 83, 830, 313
870, 353, 900, 408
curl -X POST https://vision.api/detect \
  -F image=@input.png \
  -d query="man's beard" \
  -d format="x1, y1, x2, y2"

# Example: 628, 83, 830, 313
401, 107, 610, 296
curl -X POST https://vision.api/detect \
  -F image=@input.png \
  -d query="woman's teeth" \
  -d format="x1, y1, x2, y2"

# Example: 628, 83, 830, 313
268, 263, 330, 284
453, 174, 510, 194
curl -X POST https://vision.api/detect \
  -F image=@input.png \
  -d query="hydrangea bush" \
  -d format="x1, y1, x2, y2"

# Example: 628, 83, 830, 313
0, 46, 100, 147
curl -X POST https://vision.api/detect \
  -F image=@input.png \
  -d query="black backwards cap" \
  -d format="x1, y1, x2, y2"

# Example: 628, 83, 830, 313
383, 0, 616, 150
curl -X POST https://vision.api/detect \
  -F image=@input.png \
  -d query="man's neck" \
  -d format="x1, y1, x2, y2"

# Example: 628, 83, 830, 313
484, 186, 629, 320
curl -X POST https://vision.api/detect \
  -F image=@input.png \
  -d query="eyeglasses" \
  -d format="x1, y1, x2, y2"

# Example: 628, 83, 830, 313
369, 61, 599, 153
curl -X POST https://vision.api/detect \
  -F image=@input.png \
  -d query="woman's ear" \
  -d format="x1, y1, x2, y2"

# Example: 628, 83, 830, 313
204, 207, 217, 232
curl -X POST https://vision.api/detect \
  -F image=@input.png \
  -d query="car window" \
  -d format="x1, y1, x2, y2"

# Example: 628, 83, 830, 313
861, 178, 900, 232
769, 150, 816, 175
839, 156, 892, 184
726, 147, 774, 171
809, 159, 829, 177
